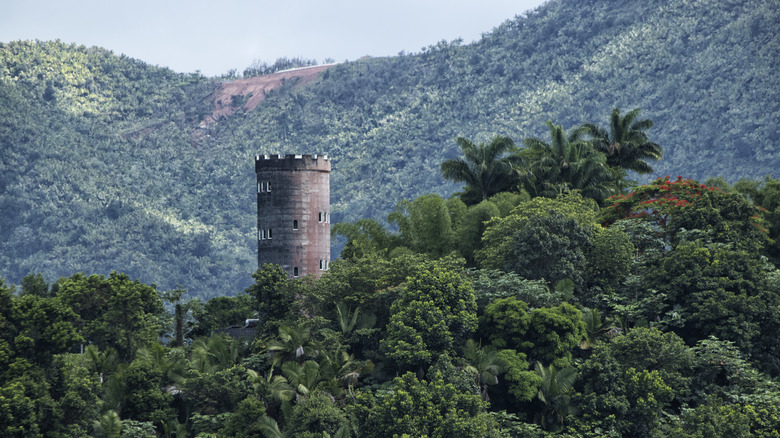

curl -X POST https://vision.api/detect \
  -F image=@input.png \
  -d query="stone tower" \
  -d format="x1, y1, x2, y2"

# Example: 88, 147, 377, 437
255, 154, 331, 278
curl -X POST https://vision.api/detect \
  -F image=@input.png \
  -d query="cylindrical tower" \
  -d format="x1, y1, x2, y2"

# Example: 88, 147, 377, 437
255, 154, 331, 278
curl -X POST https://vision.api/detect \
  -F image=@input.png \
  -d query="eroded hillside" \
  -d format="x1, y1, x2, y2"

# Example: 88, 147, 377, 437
202, 64, 336, 125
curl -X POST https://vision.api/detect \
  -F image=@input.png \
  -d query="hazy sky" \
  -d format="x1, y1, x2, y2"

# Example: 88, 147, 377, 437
2, 0, 548, 77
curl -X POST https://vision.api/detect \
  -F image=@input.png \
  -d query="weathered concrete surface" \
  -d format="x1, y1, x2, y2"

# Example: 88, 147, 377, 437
256, 154, 331, 278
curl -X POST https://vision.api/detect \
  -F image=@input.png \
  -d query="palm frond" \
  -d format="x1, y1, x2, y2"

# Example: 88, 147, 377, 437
258, 415, 285, 438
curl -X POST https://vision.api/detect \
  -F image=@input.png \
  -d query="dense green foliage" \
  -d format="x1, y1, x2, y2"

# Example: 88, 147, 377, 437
3, 172, 780, 436
2, 0, 780, 433
0, 40, 253, 300
2, 0, 778, 298
441, 135, 520, 204
230, 0, 778, 223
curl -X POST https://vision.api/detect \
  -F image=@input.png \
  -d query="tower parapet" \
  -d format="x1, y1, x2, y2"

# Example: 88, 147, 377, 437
255, 154, 331, 278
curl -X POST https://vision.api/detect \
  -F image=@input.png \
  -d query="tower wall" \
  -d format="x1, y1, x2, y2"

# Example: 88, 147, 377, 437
255, 154, 331, 278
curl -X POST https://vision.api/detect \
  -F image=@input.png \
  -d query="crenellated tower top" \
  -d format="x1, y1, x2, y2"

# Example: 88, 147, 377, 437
255, 153, 331, 279
255, 154, 331, 173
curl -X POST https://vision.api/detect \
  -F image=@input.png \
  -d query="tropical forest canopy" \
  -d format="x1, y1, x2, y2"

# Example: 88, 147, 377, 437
3, 169, 780, 436
0, 0, 778, 300
2, 0, 780, 434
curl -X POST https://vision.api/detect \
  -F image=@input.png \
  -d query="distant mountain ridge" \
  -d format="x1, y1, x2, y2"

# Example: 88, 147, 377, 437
1, 0, 777, 298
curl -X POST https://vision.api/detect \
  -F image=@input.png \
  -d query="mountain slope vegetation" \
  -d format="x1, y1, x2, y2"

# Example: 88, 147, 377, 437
1, 0, 778, 298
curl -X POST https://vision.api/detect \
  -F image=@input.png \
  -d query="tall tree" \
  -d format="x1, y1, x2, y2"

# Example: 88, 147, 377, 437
535, 362, 577, 432
456, 200, 501, 266
388, 194, 455, 258
351, 372, 499, 437
733, 176, 780, 266
245, 264, 296, 333
476, 191, 600, 290
576, 328, 690, 437
598, 176, 769, 252
522, 121, 617, 203
441, 135, 521, 205
55, 272, 165, 361
582, 108, 663, 174
381, 261, 478, 372
463, 339, 505, 402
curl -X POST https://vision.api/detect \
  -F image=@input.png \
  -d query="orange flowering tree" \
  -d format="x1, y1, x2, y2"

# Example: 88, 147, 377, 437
598, 176, 769, 250
597, 177, 780, 375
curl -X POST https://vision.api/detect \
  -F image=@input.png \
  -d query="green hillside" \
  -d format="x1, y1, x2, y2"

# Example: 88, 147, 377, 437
228, 0, 778, 223
0, 41, 252, 298
1, 0, 778, 298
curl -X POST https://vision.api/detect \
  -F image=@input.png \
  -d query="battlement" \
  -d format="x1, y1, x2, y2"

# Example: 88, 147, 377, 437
255, 152, 331, 279
255, 154, 331, 173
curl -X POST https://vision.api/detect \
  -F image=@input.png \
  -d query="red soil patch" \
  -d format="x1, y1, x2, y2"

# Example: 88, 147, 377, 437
200, 64, 336, 126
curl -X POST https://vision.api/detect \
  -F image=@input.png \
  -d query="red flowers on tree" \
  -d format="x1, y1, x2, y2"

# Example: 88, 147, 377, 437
598, 176, 768, 247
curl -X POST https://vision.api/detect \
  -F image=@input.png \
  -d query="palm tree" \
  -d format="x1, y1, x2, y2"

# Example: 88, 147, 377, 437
92, 410, 122, 438
247, 367, 295, 406
161, 419, 187, 438
579, 308, 619, 350
535, 362, 577, 432
101, 365, 129, 414
85, 345, 119, 384
325, 427, 350, 438
135, 343, 187, 386
441, 135, 522, 204
522, 121, 617, 203
257, 416, 285, 438
463, 339, 505, 401
190, 334, 239, 373
246, 367, 294, 422
335, 301, 360, 336
281, 360, 321, 402
582, 107, 663, 174
266, 324, 317, 366
318, 345, 373, 397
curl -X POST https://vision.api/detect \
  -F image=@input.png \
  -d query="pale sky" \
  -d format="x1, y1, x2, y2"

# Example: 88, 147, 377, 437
1, 0, 548, 77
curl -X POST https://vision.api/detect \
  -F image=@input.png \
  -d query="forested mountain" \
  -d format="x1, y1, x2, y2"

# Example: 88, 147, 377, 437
2, 1, 780, 435
1, 0, 778, 298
